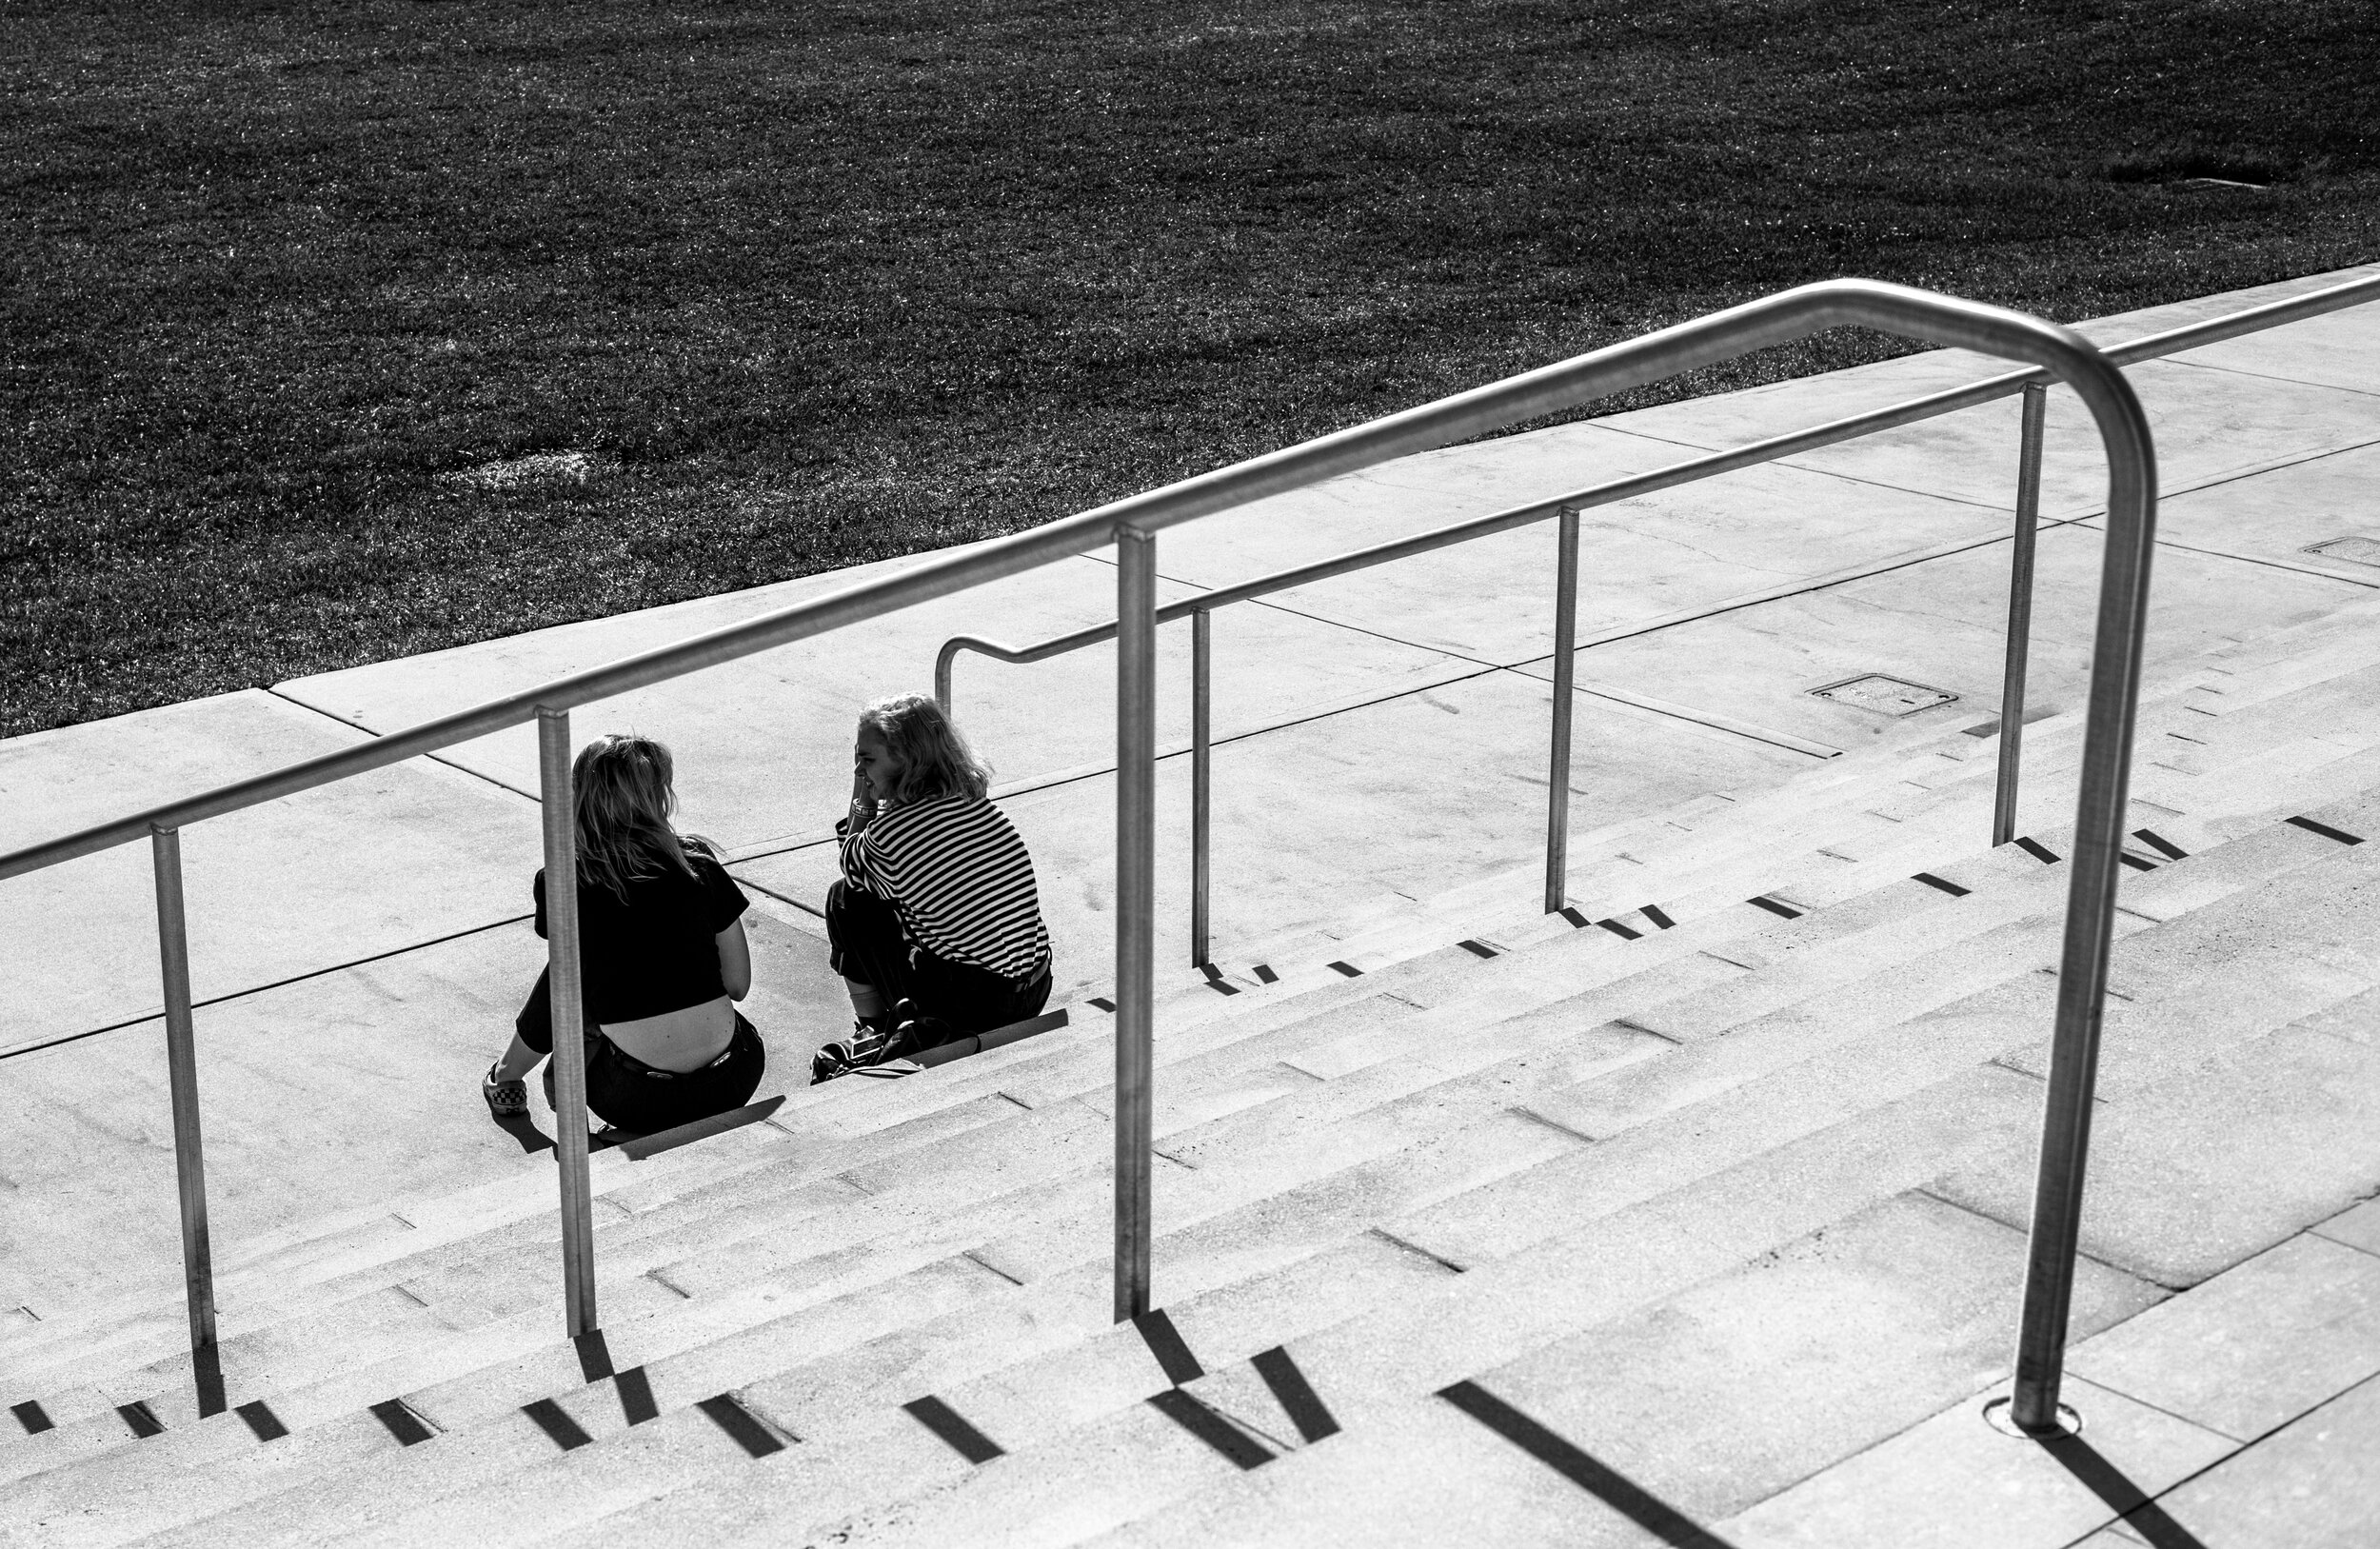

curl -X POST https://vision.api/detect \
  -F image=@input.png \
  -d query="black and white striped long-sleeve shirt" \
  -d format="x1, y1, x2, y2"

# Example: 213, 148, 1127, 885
840, 794, 1050, 979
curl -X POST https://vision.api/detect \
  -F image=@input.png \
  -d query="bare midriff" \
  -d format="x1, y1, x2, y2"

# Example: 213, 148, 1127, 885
601, 995, 736, 1072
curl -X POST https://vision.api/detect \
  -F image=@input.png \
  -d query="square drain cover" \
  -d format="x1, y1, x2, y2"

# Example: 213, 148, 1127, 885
2306, 535, 2380, 568
1810, 674, 1958, 717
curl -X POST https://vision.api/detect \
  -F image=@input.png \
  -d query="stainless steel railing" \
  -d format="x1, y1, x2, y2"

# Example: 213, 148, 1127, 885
937, 271, 2380, 968
5, 272, 2365, 1436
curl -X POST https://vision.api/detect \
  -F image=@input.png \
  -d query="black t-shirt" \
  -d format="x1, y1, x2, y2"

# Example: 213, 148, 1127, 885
533, 853, 750, 1024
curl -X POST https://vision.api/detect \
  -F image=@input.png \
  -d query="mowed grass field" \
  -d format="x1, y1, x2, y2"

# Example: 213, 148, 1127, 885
4, 0, 2375, 737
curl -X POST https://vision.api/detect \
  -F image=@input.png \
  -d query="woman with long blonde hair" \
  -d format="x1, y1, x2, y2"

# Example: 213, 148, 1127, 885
814, 693, 1051, 1081
483, 734, 766, 1131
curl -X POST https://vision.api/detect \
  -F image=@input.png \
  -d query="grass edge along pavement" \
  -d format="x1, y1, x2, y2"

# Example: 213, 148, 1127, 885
7, 0, 2379, 736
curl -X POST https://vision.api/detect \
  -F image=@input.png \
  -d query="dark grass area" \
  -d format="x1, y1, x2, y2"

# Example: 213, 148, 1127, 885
4, 0, 2376, 737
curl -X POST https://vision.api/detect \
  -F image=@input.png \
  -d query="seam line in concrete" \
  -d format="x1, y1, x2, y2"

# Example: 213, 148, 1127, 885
1497, 514, 2100, 667
1912, 1185, 2159, 1286
2064, 525, 2380, 593
2308, 1222, 2380, 1262
724, 661, 1516, 868
1506, 1105, 1598, 1143
263, 685, 543, 803
1367, 1226, 1467, 1275
2116, 1362, 2380, 1531
734, 873, 826, 919
0, 912, 534, 1062
1590, 421, 2021, 511
2064, 1371, 2252, 1447
2162, 353, 2380, 402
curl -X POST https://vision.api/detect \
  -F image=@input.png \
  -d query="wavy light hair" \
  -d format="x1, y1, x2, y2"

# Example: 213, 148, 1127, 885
571, 734, 717, 899
860, 693, 992, 806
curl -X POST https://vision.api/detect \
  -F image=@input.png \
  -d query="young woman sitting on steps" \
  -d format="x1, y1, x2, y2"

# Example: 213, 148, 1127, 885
482, 734, 767, 1132
813, 694, 1052, 1082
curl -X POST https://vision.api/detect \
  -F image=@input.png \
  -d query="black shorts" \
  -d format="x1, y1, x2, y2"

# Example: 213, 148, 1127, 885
517, 968, 766, 1134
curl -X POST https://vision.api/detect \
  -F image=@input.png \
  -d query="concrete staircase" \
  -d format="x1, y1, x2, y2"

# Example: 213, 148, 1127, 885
7, 589, 2380, 1548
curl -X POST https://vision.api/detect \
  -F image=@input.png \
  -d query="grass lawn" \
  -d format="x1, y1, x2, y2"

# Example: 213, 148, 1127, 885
4, 0, 2375, 738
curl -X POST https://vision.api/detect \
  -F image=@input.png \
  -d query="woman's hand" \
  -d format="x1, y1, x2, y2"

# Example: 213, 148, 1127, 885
848, 764, 877, 828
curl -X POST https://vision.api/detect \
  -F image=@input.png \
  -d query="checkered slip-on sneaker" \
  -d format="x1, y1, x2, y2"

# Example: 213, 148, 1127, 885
482, 1062, 529, 1117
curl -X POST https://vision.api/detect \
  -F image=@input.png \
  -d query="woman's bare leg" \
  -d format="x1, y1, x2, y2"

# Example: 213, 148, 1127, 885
491, 1032, 541, 1082
844, 978, 886, 1022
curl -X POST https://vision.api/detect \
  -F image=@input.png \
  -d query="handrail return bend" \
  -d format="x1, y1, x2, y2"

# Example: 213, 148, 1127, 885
13, 273, 2374, 1439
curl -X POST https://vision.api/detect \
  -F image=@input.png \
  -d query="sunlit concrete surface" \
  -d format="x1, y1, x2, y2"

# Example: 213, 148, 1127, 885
3, 265, 2378, 1546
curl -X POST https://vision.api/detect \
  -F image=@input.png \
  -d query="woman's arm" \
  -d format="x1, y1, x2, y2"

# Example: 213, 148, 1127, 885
715, 919, 753, 1001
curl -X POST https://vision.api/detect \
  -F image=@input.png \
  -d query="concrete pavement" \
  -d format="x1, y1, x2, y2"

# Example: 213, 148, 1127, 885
3, 261, 2375, 1340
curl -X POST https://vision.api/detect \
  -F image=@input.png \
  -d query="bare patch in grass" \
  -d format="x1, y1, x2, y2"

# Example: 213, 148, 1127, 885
440, 451, 606, 491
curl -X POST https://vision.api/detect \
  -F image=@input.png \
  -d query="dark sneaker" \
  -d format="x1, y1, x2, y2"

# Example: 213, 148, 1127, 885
811, 1019, 891, 1085
482, 1062, 528, 1117
888, 1001, 962, 1058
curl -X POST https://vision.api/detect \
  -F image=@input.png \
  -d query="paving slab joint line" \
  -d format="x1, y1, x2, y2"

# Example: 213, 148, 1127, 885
2084, 1364, 2380, 1541
2160, 353, 2380, 403
1506, 1105, 1598, 1144
1366, 1226, 1468, 1275
263, 685, 545, 803
1913, 1187, 2175, 1291
1592, 419, 2023, 513
0, 910, 535, 1062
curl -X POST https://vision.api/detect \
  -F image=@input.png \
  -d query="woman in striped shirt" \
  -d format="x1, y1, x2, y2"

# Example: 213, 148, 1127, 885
817, 693, 1052, 1079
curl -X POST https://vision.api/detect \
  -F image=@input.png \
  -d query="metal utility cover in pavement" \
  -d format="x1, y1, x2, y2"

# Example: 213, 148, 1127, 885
1809, 674, 1958, 717
2305, 536, 2380, 568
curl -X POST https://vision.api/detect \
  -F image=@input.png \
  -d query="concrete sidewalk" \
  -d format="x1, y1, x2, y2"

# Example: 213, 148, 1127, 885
3, 263, 2375, 1326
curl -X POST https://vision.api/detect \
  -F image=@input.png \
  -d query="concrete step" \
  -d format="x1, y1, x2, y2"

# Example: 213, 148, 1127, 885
32, 704, 2380, 1541
1259, 631, 2370, 1002
654, 1065, 2053, 1547
84, 1105, 1581, 1546
30, 757, 2374, 1490
55, 770, 2361, 1503
0, 1082, 1043, 1418
334, 1062, 2055, 1549
65, 804, 2370, 1541
42, 756, 2380, 1456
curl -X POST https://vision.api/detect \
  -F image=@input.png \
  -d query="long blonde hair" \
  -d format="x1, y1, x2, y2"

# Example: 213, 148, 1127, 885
860, 694, 991, 806
571, 734, 717, 898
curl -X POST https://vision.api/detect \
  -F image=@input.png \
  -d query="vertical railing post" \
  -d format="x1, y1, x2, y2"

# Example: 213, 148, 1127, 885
1190, 606, 1213, 970
149, 825, 221, 1415
537, 708, 599, 1338
1993, 382, 2050, 847
2009, 360, 2157, 1438
1114, 525, 1158, 1322
1544, 505, 1581, 913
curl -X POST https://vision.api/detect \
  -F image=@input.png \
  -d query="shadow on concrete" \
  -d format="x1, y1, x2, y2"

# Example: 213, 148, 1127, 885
1132, 1307, 1206, 1385
489, 1111, 555, 1155
615, 1095, 786, 1161
1146, 1387, 1278, 1470
1438, 1380, 1737, 1549
191, 1339, 226, 1418
499, 1093, 786, 1162
2036, 1431, 2212, 1549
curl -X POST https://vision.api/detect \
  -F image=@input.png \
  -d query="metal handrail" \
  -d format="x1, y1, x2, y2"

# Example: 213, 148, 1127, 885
937, 270, 2380, 964
13, 271, 2332, 1437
